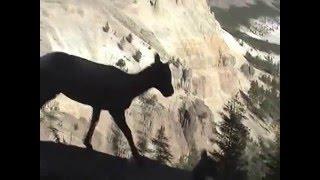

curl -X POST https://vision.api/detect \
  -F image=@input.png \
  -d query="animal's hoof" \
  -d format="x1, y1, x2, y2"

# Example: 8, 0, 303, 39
86, 144, 93, 150
83, 141, 93, 150
129, 154, 144, 166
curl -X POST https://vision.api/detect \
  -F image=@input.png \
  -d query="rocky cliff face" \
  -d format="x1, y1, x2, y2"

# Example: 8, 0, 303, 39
40, 0, 274, 164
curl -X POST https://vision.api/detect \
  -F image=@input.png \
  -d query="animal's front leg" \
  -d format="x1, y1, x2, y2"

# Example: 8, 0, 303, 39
109, 110, 140, 160
83, 107, 101, 150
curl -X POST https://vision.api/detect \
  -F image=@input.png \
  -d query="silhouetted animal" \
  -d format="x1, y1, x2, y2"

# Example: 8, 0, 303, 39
40, 52, 174, 163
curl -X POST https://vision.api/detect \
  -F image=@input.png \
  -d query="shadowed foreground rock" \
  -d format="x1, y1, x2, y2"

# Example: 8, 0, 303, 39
40, 141, 193, 180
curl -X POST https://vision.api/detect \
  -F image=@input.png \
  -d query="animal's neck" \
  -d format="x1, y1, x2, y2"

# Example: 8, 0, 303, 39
130, 67, 155, 98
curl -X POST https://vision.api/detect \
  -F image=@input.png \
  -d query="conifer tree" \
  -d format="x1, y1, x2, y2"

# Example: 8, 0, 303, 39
262, 129, 280, 180
152, 126, 173, 165
210, 99, 249, 180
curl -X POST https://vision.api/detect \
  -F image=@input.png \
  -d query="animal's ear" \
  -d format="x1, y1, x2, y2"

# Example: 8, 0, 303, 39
154, 53, 162, 64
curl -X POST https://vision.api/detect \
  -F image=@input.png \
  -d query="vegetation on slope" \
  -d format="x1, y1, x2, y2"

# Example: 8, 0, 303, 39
245, 52, 280, 76
247, 79, 280, 121
152, 126, 173, 165
207, 99, 249, 180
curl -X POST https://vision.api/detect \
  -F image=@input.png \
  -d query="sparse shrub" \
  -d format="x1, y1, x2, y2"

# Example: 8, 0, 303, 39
126, 33, 133, 43
117, 43, 123, 50
117, 37, 126, 50
132, 50, 142, 62
150, 0, 157, 6
115, 59, 126, 68
102, 22, 110, 33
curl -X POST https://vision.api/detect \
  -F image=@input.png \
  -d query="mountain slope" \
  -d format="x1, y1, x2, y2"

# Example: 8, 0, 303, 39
40, 0, 276, 164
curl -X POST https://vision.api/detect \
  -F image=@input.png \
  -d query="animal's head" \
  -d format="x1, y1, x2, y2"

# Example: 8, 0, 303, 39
152, 53, 174, 97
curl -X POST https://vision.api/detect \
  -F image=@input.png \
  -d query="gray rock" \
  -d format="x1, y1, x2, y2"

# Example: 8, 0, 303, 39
222, 54, 236, 67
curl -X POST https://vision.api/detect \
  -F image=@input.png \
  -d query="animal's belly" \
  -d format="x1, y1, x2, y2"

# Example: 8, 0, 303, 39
61, 84, 106, 107
62, 89, 130, 110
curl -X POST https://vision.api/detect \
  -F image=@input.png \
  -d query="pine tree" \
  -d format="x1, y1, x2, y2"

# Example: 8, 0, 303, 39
210, 99, 250, 180
262, 129, 280, 180
152, 126, 173, 165
248, 80, 265, 104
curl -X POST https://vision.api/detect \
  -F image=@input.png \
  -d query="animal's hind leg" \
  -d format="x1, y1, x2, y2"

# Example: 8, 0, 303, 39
109, 110, 140, 160
83, 107, 101, 150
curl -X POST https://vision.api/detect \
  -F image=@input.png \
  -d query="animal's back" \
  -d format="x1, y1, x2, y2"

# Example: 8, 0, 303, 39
40, 52, 126, 80
40, 52, 131, 107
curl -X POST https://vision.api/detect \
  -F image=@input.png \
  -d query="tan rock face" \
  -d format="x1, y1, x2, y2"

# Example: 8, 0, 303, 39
40, 0, 254, 163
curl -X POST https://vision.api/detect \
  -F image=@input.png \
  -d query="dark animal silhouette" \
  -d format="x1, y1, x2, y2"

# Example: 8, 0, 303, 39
40, 51, 174, 163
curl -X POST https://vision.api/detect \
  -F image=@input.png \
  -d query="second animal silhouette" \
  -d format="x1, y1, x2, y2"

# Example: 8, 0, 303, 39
40, 52, 174, 163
